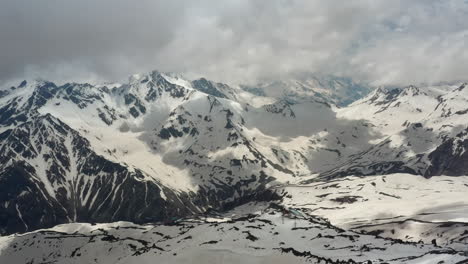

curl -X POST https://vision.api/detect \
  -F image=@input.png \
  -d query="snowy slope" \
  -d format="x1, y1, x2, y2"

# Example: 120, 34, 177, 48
282, 173, 468, 251
0, 203, 466, 264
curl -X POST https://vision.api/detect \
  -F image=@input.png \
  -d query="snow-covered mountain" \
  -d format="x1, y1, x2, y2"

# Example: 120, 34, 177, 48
241, 74, 372, 106
318, 83, 468, 180
1, 71, 468, 262
0, 71, 302, 235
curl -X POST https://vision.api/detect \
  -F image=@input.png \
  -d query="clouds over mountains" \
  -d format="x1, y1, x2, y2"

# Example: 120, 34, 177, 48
1, 0, 467, 85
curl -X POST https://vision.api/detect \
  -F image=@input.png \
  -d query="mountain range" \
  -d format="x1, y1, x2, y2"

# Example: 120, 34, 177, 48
0, 71, 467, 262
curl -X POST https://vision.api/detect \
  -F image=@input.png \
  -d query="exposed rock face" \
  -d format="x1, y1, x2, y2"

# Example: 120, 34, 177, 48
425, 128, 468, 177
191, 78, 228, 99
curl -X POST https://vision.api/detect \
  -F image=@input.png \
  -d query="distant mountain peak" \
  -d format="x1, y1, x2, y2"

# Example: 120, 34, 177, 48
241, 73, 372, 107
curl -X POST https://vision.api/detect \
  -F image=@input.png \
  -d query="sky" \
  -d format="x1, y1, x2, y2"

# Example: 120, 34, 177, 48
1, 0, 468, 86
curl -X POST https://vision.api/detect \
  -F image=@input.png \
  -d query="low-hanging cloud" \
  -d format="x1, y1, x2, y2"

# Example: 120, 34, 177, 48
1, 0, 467, 86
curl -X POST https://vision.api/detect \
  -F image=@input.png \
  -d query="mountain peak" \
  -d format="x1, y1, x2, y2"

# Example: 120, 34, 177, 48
242, 73, 372, 107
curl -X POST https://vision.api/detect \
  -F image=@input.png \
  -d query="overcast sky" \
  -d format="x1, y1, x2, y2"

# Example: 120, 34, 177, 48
1, 0, 467, 86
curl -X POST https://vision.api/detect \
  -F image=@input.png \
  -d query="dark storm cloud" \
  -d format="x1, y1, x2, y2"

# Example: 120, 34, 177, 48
1, 0, 468, 85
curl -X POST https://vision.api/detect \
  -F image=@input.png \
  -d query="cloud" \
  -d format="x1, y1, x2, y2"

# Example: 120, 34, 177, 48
0, 0, 189, 83
1, 0, 467, 86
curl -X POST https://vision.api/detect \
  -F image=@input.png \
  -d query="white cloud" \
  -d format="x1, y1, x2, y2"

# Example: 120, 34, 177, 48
1, 0, 467, 86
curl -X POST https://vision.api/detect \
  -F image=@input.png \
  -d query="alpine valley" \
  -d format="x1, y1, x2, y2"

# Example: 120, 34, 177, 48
0, 71, 467, 263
